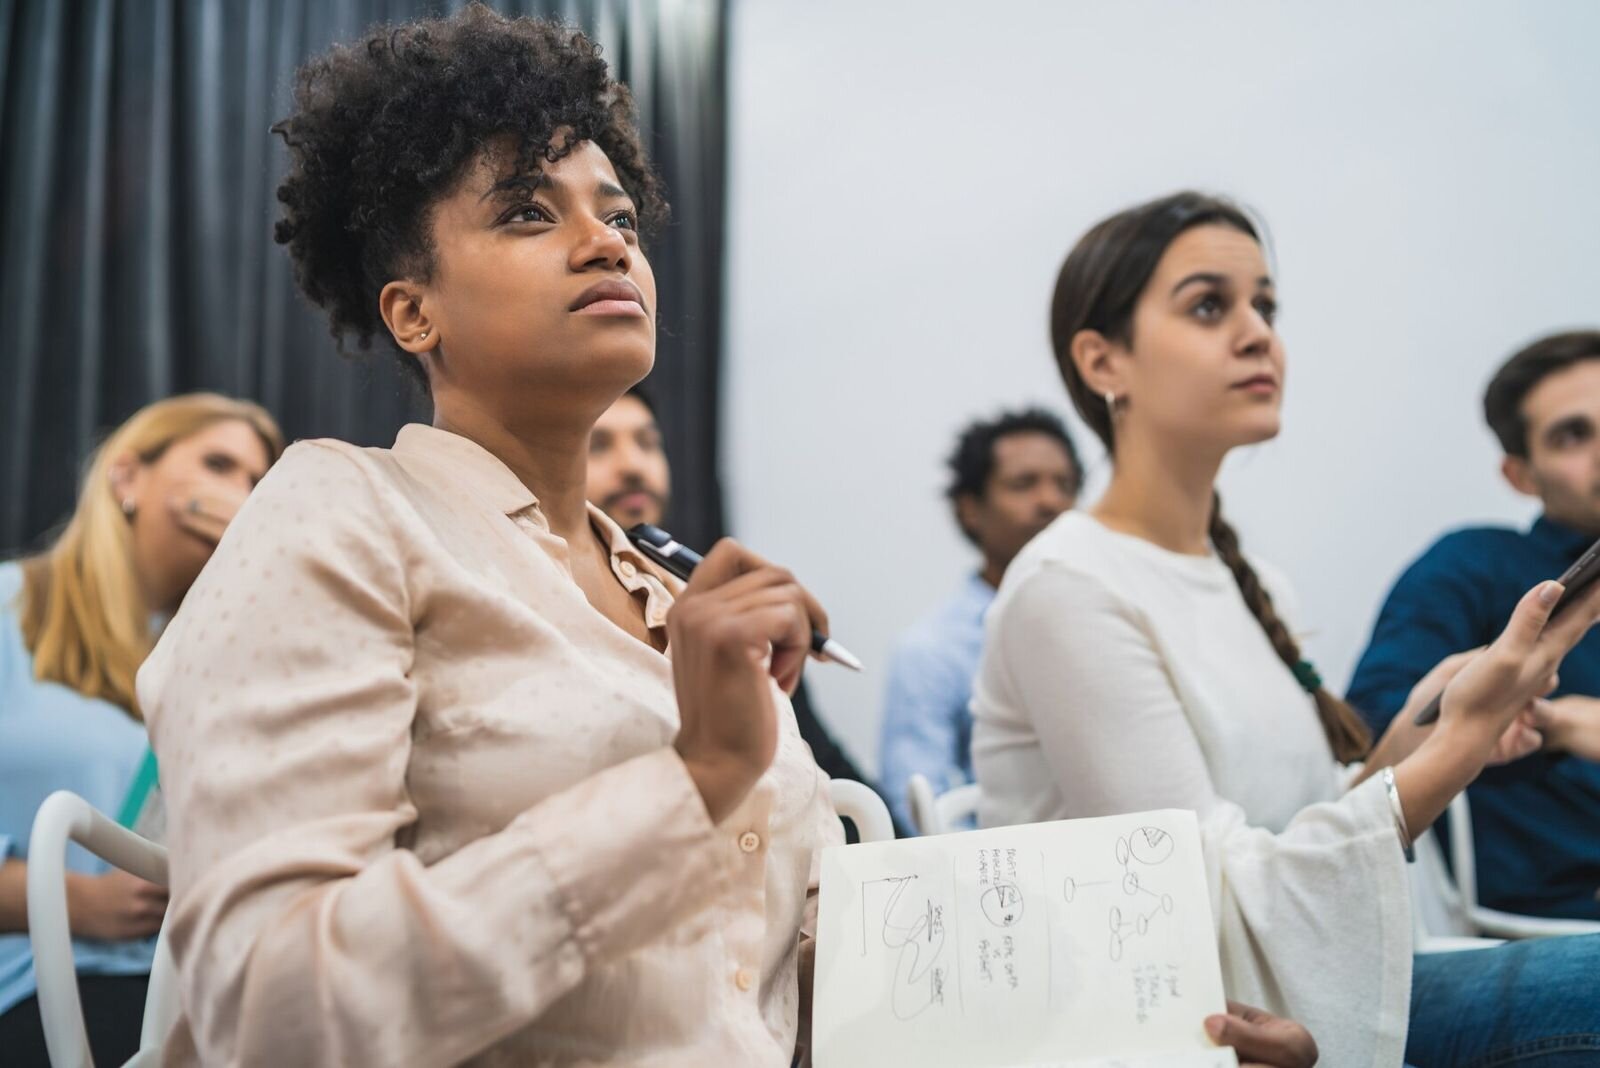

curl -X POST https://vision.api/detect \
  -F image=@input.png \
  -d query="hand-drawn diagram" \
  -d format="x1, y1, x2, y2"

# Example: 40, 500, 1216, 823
1063, 826, 1178, 961
862, 874, 951, 1020
814, 811, 1229, 1067
981, 880, 1026, 927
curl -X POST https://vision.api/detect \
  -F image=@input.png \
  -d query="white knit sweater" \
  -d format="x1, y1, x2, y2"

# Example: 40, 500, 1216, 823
974, 512, 1412, 1067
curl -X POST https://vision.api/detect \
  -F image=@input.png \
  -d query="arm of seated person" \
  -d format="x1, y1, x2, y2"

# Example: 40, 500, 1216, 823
1529, 695, 1600, 760
0, 856, 23, 933
879, 637, 971, 829
139, 443, 737, 1067
1347, 537, 1499, 734
994, 564, 1227, 818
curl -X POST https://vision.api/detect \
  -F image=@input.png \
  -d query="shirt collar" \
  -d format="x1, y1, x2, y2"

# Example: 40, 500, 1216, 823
588, 501, 658, 574
964, 572, 998, 613
390, 424, 675, 626
588, 502, 677, 629
392, 423, 539, 516
1530, 513, 1597, 559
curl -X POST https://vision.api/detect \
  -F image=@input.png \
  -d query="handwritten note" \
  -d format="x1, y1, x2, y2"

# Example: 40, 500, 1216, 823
813, 810, 1229, 1068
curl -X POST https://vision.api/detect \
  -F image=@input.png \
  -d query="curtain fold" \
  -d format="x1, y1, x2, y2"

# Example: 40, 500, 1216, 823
0, 0, 727, 553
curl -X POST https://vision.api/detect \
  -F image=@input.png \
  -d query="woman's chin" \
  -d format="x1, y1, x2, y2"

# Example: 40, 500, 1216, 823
583, 336, 655, 378
1223, 413, 1282, 448
1240, 420, 1282, 446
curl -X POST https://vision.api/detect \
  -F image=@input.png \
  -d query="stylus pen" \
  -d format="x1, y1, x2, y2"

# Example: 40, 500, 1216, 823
626, 523, 863, 672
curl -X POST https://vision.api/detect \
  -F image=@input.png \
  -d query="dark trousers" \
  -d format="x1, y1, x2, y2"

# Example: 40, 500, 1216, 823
0, 973, 149, 1067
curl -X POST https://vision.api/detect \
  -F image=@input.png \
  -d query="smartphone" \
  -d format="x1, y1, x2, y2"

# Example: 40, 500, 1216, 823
1413, 534, 1600, 725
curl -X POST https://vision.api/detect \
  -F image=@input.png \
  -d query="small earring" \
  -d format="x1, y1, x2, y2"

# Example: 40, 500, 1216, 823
121, 499, 136, 517
418, 331, 430, 341
1104, 390, 1118, 413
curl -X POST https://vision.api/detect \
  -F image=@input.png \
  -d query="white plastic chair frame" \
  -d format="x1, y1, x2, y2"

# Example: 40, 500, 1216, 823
905, 773, 981, 836
1444, 790, 1600, 940
829, 779, 895, 844
27, 790, 177, 1068
1411, 825, 1502, 953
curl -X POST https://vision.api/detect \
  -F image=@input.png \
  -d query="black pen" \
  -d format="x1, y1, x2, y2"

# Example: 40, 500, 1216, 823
626, 522, 863, 672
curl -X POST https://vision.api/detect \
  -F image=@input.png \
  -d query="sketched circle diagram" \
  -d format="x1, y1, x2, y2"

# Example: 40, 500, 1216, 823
980, 881, 1025, 927
1116, 826, 1174, 867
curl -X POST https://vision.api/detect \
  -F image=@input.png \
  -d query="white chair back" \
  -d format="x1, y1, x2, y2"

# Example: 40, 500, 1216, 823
935, 784, 982, 832
138, 929, 180, 1053
27, 790, 175, 1067
905, 773, 982, 836
829, 779, 895, 844
905, 773, 938, 836
1410, 825, 1497, 952
1444, 789, 1600, 940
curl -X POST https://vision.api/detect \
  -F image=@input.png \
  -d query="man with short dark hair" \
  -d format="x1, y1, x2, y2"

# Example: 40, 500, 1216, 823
1350, 329, 1600, 919
879, 408, 1082, 831
587, 387, 672, 531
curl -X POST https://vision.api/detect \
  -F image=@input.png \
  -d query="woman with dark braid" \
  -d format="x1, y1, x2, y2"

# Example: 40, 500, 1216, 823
973, 191, 1600, 1066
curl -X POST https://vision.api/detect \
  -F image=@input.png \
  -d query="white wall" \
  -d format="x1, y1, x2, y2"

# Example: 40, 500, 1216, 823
723, 0, 1600, 773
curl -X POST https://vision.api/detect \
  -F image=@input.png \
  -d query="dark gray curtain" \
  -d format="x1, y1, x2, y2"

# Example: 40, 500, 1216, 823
0, 0, 727, 553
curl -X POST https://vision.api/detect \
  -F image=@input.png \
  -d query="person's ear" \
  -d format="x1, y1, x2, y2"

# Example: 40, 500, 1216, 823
379, 281, 439, 357
1501, 454, 1540, 498
108, 454, 144, 516
954, 494, 983, 543
1071, 329, 1128, 400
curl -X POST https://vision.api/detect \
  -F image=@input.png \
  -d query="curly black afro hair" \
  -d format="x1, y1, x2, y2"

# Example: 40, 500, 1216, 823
272, 3, 666, 383
946, 407, 1081, 544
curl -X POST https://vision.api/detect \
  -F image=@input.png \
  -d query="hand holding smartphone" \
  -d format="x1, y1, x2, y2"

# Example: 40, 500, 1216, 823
1413, 535, 1600, 725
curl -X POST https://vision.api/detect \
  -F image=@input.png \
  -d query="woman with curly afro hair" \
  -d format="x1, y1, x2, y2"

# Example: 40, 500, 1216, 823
136, 7, 843, 1064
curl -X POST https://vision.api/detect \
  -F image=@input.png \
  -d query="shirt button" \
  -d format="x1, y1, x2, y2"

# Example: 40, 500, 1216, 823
618, 560, 637, 578
739, 831, 762, 853
735, 968, 755, 992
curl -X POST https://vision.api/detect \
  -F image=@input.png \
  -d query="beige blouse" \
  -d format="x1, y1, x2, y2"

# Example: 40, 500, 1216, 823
137, 423, 841, 1067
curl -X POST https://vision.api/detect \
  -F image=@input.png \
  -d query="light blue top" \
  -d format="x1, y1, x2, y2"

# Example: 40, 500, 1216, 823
878, 573, 996, 831
0, 562, 156, 1016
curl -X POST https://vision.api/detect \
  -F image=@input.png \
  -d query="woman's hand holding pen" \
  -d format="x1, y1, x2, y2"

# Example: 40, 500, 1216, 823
668, 539, 830, 824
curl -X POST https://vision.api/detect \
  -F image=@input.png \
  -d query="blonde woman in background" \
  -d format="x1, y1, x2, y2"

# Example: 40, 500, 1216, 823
0, 393, 281, 1066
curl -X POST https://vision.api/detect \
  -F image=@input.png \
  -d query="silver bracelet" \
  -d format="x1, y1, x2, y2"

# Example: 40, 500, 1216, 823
1382, 766, 1416, 863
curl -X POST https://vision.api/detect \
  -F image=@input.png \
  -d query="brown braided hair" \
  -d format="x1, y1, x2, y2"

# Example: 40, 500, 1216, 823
1207, 493, 1372, 761
1049, 192, 1372, 762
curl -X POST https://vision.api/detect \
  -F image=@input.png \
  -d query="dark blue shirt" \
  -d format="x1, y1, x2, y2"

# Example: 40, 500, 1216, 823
1348, 516, 1600, 919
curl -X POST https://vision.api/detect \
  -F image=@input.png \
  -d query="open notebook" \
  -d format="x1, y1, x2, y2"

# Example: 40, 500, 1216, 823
813, 809, 1236, 1068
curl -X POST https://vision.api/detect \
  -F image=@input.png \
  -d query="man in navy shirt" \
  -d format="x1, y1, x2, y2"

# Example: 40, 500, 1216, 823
1349, 330, 1600, 919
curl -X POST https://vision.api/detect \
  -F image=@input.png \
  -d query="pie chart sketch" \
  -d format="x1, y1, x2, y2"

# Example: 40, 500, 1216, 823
981, 881, 1025, 927
1128, 826, 1174, 866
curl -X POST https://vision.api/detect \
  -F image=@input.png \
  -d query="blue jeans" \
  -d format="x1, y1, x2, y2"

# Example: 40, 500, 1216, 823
1408, 935, 1600, 1066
